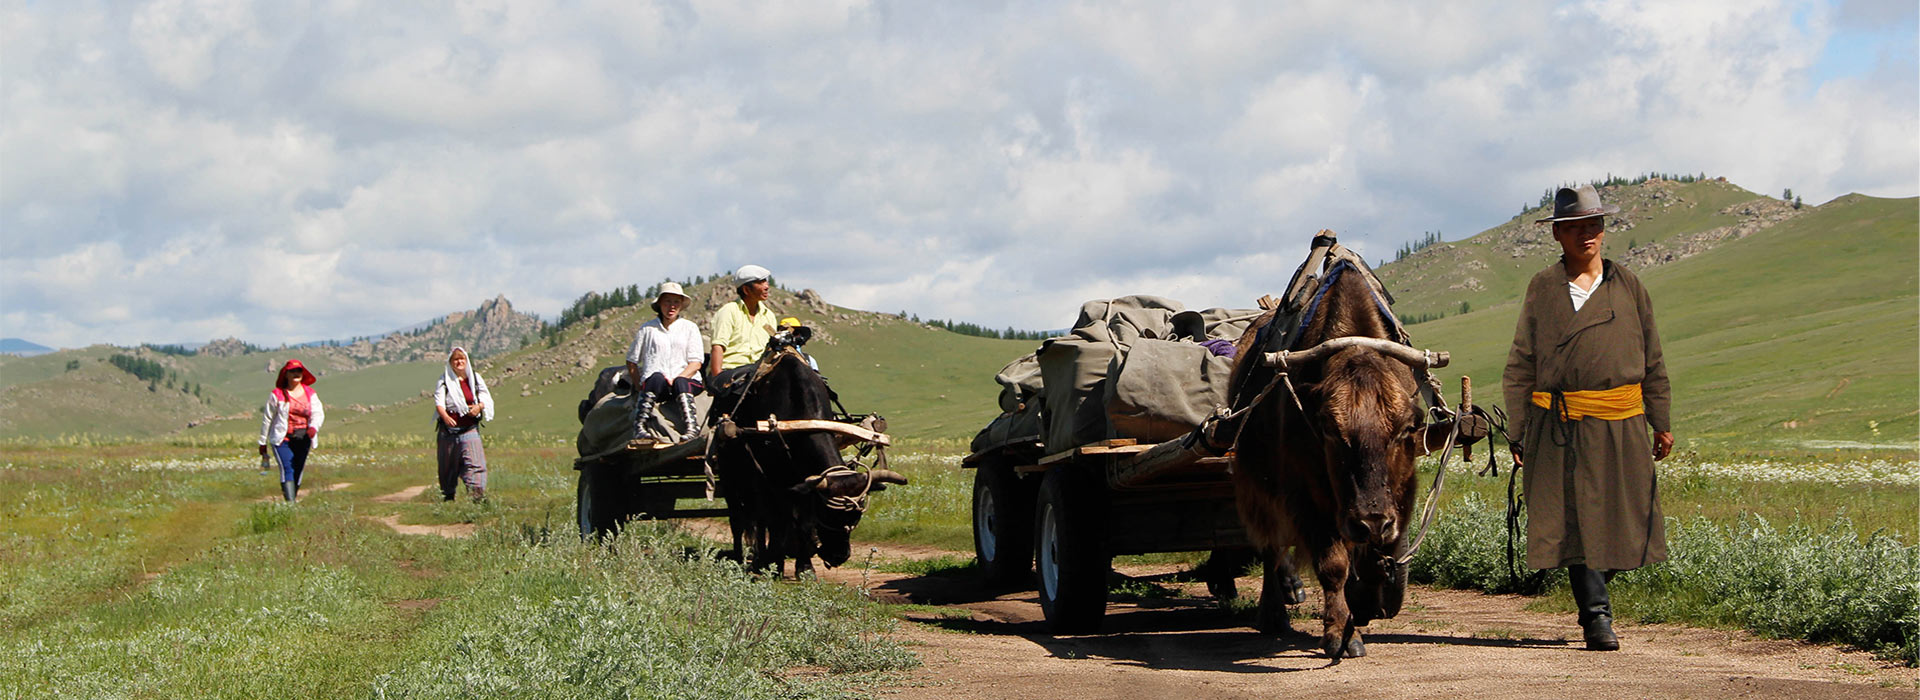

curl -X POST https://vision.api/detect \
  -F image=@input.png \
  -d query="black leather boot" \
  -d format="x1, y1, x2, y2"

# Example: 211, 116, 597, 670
678, 394, 701, 437
1569, 564, 1619, 651
281, 481, 298, 503
633, 392, 657, 441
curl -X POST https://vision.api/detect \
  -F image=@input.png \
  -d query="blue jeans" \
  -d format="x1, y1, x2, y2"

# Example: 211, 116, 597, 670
273, 437, 313, 485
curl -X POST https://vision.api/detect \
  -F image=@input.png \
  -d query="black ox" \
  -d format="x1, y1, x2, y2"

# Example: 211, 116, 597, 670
709, 344, 906, 576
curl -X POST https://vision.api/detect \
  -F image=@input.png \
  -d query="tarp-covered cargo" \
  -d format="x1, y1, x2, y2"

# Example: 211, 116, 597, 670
971, 232, 1412, 456
972, 295, 1262, 453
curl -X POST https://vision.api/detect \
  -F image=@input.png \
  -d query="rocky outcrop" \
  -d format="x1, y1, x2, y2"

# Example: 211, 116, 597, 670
200, 337, 253, 358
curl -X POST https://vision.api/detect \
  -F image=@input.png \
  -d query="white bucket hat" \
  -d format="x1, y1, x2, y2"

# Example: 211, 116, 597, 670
651, 281, 689, 313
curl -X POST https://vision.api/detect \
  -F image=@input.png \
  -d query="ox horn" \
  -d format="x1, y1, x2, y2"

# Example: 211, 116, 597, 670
1261, 337, 1450, 371
867, 469, 909, 486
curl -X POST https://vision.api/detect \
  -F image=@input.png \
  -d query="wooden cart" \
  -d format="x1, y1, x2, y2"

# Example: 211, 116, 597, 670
576, 417, 893, 537
964, 429, 1247, 633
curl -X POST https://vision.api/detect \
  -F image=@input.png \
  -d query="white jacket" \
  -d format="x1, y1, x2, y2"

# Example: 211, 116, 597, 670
259, 386, 325, 447
434, 374, 494, 424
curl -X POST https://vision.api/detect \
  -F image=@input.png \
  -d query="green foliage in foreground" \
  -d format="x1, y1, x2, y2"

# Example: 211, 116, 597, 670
0, 447, 915, 699
1408, 492, 1918, 665
368, 526, 918, 699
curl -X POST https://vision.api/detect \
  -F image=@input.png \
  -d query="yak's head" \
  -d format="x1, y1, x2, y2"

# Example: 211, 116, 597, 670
1309, 349, 1427, 548
790, 466, 909, 566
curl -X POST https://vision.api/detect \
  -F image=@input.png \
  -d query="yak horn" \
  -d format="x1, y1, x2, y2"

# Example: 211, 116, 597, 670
867, 469, 909, 486
1262, 337, 1449, 371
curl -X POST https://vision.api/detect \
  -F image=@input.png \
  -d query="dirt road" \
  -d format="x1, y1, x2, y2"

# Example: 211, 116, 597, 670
809, 543, 1914, 700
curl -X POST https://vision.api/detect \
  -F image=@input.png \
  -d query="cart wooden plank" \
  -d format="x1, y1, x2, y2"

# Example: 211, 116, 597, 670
1036, 438, 1139, 465
1107, 436, 1230, 490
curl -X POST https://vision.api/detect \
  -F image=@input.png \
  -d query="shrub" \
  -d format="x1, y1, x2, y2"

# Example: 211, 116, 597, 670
1410, 493, 1918, 664
1626, 514, 1917, 664
246, 503, 295, 534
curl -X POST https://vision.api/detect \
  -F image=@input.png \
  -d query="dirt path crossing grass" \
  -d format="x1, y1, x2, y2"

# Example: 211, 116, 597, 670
799, 539, 1915, 699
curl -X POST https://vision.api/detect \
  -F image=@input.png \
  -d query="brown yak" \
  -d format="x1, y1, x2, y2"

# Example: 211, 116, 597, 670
1228, 266, 1452, 660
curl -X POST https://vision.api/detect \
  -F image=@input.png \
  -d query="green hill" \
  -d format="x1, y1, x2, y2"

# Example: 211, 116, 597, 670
0, 296, 538, 440
1406, 193, 1917, 447
1380, 178, 1799, 321
179, 282, 1034, 444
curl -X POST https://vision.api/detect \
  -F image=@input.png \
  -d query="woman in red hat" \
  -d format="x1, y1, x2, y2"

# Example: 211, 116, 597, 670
258, 359, 325, 502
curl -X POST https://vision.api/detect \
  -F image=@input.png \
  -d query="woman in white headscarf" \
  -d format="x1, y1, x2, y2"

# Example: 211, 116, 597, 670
433, 347, 493, 501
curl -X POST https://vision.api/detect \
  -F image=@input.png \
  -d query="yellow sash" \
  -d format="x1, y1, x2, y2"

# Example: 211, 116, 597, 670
1531, 383, 1644, 421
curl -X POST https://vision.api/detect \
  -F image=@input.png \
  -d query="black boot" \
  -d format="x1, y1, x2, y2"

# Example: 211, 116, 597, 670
678, 393, 702, 437
281, 481, 298, 503
632, 393, 657, 441
1569, 564, 1619, 651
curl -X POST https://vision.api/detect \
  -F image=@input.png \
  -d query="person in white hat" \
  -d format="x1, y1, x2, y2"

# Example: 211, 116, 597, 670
626, 281, 706, 436
706, 264, 780, 396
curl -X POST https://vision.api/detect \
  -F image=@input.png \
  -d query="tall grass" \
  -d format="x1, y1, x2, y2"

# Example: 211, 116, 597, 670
370, 525, 917, 699
1407, 491, 1919, 664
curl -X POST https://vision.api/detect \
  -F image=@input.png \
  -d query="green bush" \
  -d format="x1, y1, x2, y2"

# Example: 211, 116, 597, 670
1626, 513, 1917, 664
1407, 492, 1561, 594
1409, 493, 1919, 664
246, 502, 295, 534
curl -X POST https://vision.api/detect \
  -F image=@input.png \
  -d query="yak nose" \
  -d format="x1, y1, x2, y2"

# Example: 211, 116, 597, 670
1359, 513, 1397, 546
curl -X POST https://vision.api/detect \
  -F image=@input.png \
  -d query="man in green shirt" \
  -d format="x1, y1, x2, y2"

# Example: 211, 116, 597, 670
708, 264, 779, 396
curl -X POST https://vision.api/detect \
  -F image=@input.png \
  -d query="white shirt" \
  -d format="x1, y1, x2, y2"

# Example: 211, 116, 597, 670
1568, 268, 1605, 312
627, 317, 704, 379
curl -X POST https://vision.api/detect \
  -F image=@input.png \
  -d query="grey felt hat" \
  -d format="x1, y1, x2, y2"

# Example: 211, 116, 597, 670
1537, 185, 1619, 223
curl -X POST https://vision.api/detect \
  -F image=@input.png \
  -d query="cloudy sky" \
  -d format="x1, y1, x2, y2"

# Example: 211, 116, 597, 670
3, 0, 1914, 348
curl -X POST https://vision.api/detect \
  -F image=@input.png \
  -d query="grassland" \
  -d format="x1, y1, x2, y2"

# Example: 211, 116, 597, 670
0, 444, 916, 699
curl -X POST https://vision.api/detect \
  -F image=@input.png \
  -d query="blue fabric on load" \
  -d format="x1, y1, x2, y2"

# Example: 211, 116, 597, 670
1255, 259, 1401, 354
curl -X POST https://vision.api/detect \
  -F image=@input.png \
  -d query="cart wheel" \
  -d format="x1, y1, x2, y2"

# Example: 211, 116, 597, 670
1034, 466, 1108, 633
972, 463, 1036, 588
576, 464, 620, 538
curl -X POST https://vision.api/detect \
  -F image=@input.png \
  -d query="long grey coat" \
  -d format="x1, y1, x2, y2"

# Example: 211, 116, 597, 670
1502, 260, 1672, 571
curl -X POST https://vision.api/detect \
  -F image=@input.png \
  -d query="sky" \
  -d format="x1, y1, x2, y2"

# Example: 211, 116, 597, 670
3, 0, 1915, 349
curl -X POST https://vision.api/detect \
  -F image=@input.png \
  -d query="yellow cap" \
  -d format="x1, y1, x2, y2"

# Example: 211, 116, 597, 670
779, 317, 803, 328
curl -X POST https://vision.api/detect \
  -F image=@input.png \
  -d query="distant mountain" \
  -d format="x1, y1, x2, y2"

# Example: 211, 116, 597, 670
0, 296, 548, 439
0, 338, 53, 356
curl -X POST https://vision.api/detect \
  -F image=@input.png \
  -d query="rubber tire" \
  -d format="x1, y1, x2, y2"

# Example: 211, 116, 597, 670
972, 464, 1036, 588
1034, 466, 1109, 634
576, 464, 621, 538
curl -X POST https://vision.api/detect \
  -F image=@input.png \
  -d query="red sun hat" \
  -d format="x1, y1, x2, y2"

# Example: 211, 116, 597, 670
278, 359, 317, 388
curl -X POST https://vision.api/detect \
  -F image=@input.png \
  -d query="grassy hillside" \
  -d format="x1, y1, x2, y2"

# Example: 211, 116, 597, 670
1409, 194, 1918, 447
0, 361, 225, 438
1380, 179, 1789, 321
182, 284, 1033, 444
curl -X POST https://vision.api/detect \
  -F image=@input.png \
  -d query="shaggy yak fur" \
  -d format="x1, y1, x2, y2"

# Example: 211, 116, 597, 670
1228, 270, 1449, 660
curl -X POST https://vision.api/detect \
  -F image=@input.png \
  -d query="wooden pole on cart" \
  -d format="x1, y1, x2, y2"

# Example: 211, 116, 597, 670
1460, 376, 1473, 461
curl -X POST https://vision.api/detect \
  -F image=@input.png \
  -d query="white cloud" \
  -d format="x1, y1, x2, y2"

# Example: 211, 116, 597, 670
0, 0, 1912, 348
